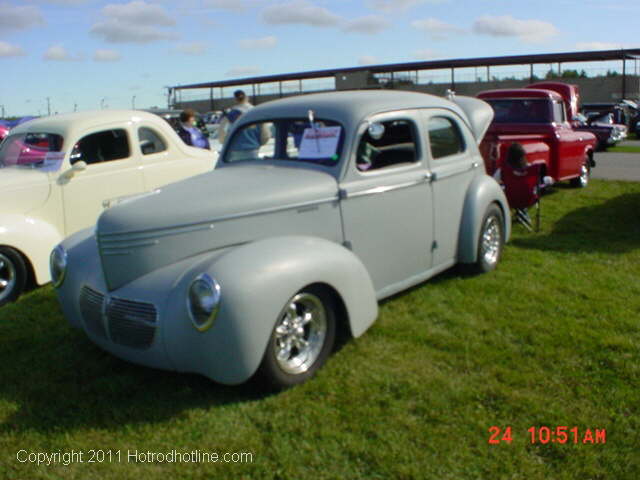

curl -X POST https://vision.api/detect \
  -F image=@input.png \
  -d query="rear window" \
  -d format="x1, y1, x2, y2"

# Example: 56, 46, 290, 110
0, 132, 64, 168
487, 99, 552, 124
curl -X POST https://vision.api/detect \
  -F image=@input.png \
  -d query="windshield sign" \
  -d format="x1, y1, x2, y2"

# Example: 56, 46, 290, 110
0, 133, 64, 169
224, 118, 344, 165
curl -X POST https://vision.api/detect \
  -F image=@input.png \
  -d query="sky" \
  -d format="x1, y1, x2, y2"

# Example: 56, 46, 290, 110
1, 0, 639, 116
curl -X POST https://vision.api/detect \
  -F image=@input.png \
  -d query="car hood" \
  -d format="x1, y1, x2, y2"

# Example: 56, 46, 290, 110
97, 164, 340, 291
0, 167, 51, 214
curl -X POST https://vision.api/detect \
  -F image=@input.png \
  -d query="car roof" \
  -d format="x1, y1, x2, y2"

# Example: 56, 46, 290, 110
9, 110, 168, 138
477, 89, 562, 101
237, 90, 468, 129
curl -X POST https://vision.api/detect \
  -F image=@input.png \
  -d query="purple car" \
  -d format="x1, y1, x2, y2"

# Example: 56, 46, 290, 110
573, 113, 628, 150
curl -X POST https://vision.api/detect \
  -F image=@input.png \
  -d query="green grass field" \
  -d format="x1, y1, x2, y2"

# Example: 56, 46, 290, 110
1, 180, 639, 479
606, 145, 640, 153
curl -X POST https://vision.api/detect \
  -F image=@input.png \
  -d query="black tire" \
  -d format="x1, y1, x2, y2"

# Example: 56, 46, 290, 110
471, 204, 504, 274
256, 285, 336, 390
570, 160, 590, 188
0, 247, 28, 307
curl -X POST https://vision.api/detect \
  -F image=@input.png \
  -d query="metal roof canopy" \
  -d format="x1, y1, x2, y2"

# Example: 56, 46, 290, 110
171, 49, 640, 91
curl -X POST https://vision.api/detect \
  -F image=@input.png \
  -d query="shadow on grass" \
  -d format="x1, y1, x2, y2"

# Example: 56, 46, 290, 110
511, 192, 640, 254
0, 290, 272, 435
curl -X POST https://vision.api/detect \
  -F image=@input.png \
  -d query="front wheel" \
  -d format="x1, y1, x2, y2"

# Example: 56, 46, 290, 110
471, 204, 504, 274
256, 286, 336, 390
0, 247, 28, 308
570, 161, 590, 188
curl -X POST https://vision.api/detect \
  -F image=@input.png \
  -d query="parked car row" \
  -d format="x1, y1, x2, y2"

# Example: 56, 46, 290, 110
0, 84, 616, 390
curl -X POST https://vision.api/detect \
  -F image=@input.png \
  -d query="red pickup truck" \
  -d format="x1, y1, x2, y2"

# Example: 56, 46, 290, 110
477, 83, 597, 188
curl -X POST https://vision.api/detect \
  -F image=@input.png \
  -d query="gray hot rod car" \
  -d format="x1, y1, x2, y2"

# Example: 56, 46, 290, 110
52, 91, 510, 389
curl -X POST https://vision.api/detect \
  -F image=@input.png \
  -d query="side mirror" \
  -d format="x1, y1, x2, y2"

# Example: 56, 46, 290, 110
368, 122, 385, 140
58, 160, 87, 184
71, 160, 87, 172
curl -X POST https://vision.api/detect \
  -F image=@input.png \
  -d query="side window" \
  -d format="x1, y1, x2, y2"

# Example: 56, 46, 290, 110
356, 119, 417, 172
71, 129, 130, 165
139, 127, 167, 155
428, 117, 465, 159
552, 101, 566, 123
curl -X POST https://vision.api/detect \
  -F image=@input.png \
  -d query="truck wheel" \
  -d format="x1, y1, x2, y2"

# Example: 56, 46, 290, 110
471, 204, 504, 274
570, 161, 590, 188
256, 286, 336, 390
0, 247, 28, 307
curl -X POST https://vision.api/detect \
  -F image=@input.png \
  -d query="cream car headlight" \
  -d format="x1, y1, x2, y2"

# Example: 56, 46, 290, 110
49, 245, 67, 288
187, 273, 221, 332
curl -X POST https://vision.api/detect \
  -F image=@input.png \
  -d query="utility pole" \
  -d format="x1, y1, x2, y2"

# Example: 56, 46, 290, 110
47, 97, 51, 116
132, 95, 136, 109
74, 102, 78, 112
100, 98, 106, 109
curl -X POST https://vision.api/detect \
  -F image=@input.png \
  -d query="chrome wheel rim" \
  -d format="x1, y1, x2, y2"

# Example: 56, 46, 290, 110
0, 253, 17, 303
580, 164, 589, 186
273, 292, 327, 375
481, 216, 501, 266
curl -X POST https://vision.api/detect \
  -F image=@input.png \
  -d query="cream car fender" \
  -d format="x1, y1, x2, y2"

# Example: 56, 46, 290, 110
0, 214, 63, 284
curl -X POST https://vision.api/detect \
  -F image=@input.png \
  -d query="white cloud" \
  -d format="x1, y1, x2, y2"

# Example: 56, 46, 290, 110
101, 1, 174, 26
0, 3, 44, 33
203, 0, 246, 12
43, 45, 80, 61
411, 18, 463, 39
473, 15, 558, 44
174, 42, 208, 55
225, 66, 261, 77
262, 1, 342, 27
27, 0, 88, 5
0, 41, 26, 57
239, 36, 277, 49
413, 49, 439, 60
344, 15, 389, 35
366, 0, 445, 13
93, 49, 121, 61
358, 55, 378, 65
91, 1, 176, 43
575, 42, 623, 51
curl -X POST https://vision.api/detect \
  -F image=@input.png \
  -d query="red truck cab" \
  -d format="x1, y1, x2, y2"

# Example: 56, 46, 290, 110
478, 86, 596, 187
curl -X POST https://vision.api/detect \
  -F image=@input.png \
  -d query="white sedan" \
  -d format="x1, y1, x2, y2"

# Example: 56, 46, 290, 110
0, 109, 216, 306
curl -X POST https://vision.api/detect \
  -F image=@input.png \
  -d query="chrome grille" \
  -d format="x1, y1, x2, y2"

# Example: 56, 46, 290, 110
107, 297, 157, 349
78, 286, 157, 350
79, 286, 106, 339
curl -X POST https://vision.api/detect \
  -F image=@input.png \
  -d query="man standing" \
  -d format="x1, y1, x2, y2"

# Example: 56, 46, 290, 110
218, 90, 254, 144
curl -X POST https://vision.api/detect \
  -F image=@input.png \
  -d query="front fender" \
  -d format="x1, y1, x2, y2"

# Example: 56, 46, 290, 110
163, 235, 378, 384
457, 176, 511, 264
0, 214, 63, 285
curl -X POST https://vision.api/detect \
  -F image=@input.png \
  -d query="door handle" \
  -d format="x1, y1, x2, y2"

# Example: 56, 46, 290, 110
425, 171, 437, 182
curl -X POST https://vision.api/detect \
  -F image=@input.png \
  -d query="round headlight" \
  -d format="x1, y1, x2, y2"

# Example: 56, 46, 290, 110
187, 273, 221, 332
49, 245, 67, 288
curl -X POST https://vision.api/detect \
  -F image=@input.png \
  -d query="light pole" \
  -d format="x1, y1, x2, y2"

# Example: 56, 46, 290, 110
132, 95, 136, 109
46, 97, 51, 116
100, 98, 106, 109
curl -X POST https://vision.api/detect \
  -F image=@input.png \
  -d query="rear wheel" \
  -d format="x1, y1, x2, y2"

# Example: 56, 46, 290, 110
256, 286, 336, 390
0, 247, 28, 307
570, 160, 590, 188
471, 204, 504, 274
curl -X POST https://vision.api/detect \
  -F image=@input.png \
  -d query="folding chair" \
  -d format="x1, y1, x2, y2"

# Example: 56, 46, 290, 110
501, 163, 542, 232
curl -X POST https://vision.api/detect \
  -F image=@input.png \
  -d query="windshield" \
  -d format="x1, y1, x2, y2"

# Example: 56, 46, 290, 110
223, 118, 344, 166
0, 132, 64, 169
486, 99, 552, 124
